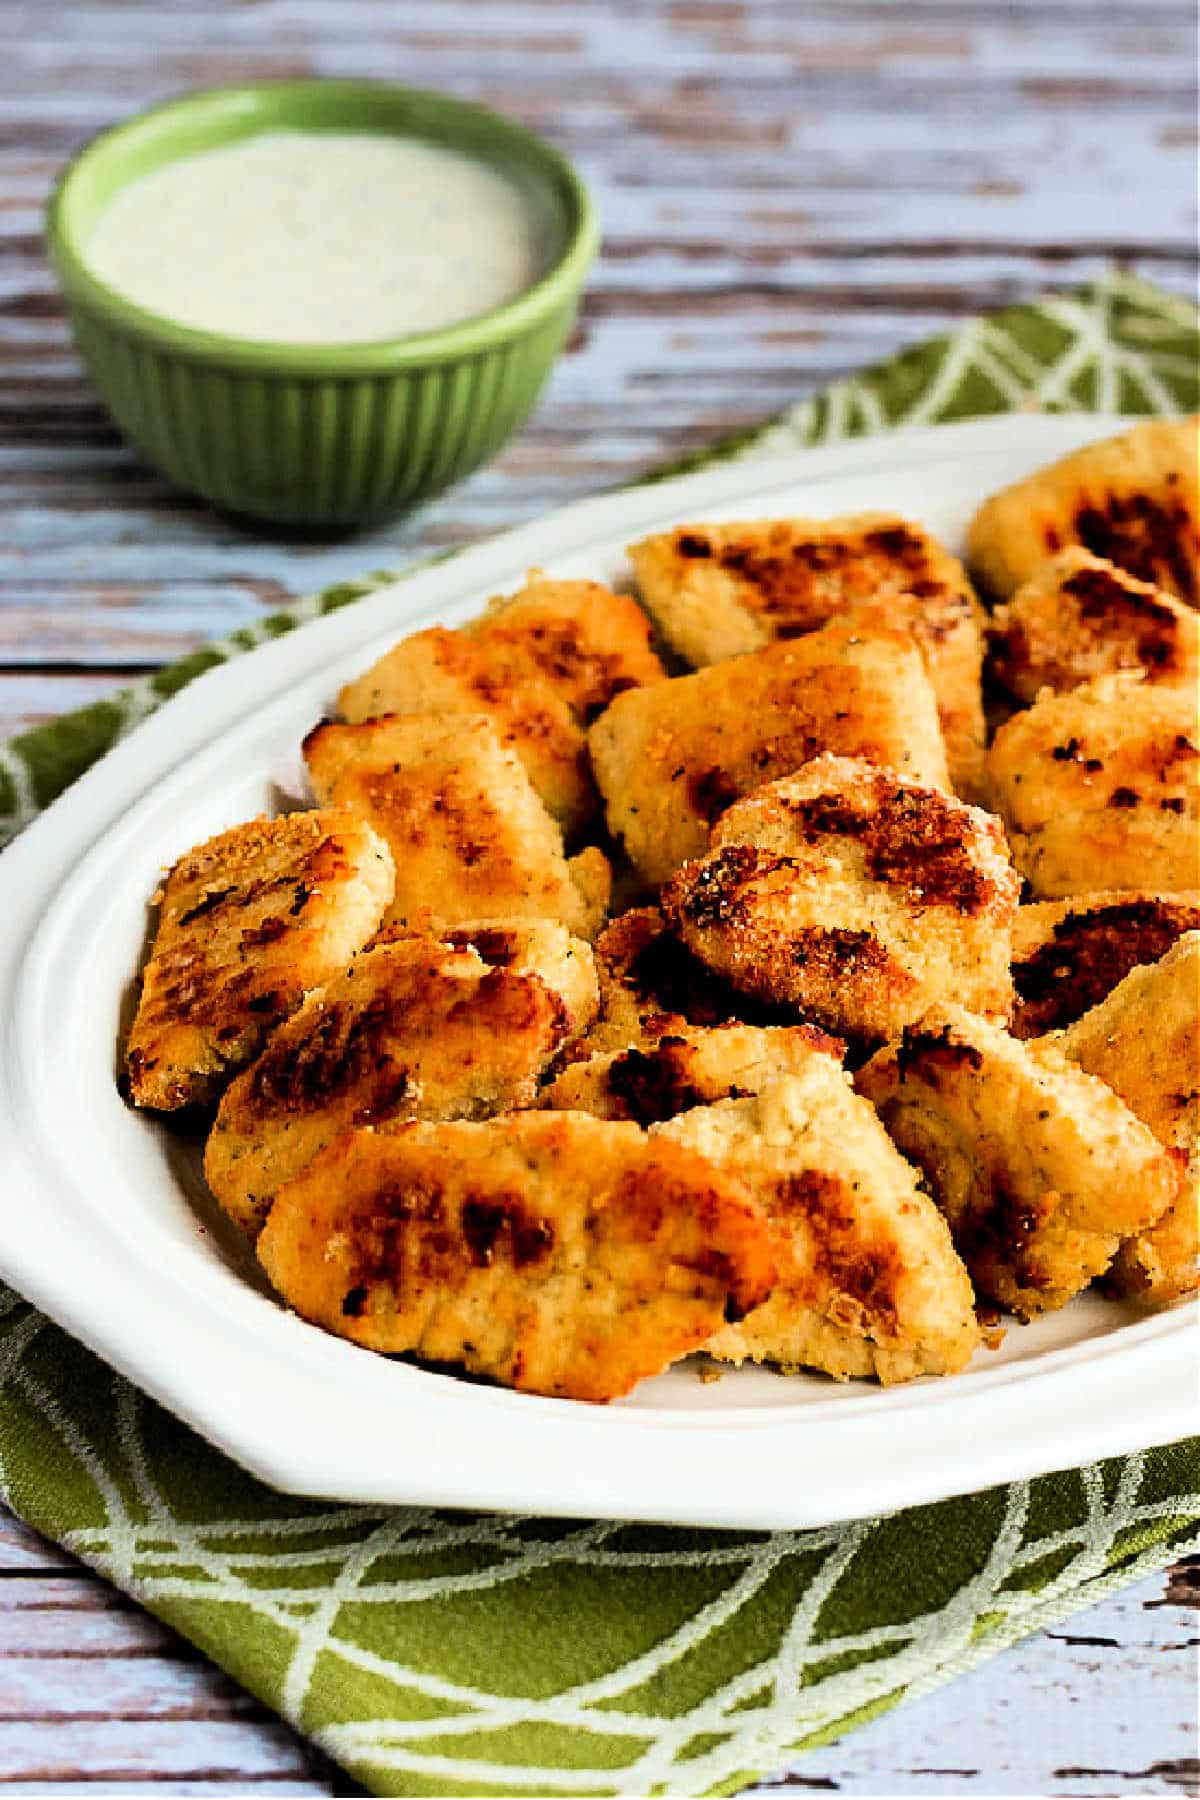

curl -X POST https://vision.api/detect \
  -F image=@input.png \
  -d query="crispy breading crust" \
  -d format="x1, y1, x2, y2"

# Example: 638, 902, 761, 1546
657, 1069, 981, 1383
662, 755, 1019, 1041
1054, 932, 1200, 1307
303, 711, 609, 938
857, 1004, 1179, 1318
421, 919, 598, 1034
256, 1113, 777, 1402
629, 514, 986, 800
541, 1023, 842, 1123
588, 619, 951, 884
206, 932, 593, 1234
124, 809, 394, 1111
469, 577, 666, 719
850, 592, 986, 804
338, 626, 591, 833
987, 547, 1200, 703
629, 512, 974, 661
337, 579, 665, 837
966, 415, 1200, 602
1011, 891, 1200, 1037
986, 674, 1200, 896
578, 906, 800, 1057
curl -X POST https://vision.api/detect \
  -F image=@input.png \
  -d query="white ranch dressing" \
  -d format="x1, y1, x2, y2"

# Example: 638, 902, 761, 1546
86, 130, 548, 343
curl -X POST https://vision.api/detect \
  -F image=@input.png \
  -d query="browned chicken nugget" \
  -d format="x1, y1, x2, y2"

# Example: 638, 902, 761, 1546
542, 1022, 842, 1123
1011, 891, 1200, 1037
423, 918, 598, 1034
589, 619, 951, 885
207, 928, 596, 1234
338, 627, 588, 833
303, 712, 608, 938
579, 906, 799, 1057
1055, 932, 1199, 1307
256, 1113, 777, 1402
663, 756, 1019, 1041
629, 514, 986, 799
857, 1005, 1179, 1318
469, 576, 665, 720
658, 1066, 981, 1382
851, 591, 987, 804
966, 415, 1200, 603
987, 547, 1200, 703
124, 809, 394, 1111
337, 579, 665, 836
986, 674, 1200, 897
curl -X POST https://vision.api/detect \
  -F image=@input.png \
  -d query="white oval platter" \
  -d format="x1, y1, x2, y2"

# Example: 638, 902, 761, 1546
0, 414, 1194, 1531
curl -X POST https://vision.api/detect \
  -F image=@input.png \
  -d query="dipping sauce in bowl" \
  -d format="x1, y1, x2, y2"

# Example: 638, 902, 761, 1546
47, 80, 598, 526
86, 131, 549, 344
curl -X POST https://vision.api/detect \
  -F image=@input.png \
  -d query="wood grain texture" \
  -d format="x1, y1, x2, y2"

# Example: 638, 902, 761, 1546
0, 0, 1196, 1791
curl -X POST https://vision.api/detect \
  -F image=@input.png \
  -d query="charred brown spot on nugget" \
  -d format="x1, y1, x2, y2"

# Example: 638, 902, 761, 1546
895, 1023, 986, 1083
777, 1169, 902, 1332
444, 926, 518, 966
676, 533, 712, 558
1075, 492, 1197, 604
783, 782, 996, 914
177, 885, 237, 926
953, 1175, 1053, 1295
787, 927, 895, 982
251, 997, 399, 1112
595, 907, 801, 1038
1012, 898, 1200, 1037
687, 764, 741, 825
603, 1042, 722, 1126
705, 522, 943, 623
460, 1195, 555, 1270
678, 846, 793, 930
1059, 567, 1185, 672
240, 915, 289, 948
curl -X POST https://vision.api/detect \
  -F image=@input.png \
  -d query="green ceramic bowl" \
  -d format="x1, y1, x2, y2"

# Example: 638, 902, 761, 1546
46, 81, 598, 528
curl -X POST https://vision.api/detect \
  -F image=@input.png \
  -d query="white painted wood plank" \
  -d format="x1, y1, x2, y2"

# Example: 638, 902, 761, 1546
0, 1717, 322, 1779
750, 1569, 1200, 1796
0, 1660, 263, 1721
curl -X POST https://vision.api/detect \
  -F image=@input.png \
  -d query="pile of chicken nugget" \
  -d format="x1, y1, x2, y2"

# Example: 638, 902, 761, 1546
122, 415, 1200, 1403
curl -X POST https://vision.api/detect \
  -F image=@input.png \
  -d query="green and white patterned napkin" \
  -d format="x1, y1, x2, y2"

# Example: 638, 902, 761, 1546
0, 272, 1196, 1798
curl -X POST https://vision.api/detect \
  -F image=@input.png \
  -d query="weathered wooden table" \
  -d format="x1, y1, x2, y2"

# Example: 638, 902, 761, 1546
1, 1, 1196, 1791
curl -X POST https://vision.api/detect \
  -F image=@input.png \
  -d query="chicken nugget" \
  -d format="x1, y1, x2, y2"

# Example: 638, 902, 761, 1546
580, 906, 796, 1057
630, 515, 986, 799
1055, 932, 1200, 1307
542, 1022, 841, 1123
987, 547, 1199, 703
1011, 891, 1200, 1037
589, 619, 950, 885
657, 1066, 981, 1382
207, 928, 595, 1233
124, 809, 394, 1111
429, 918, 599, 1034
966, 415, 1200, 602
663, 755, 1019, 1041
256, 1113, 776, 1402
986, 674, 1200, 896
338, 626, 590, 833
303, 712, 608, 937
337, 579, 665, 836
470, 576, 665, 719
857, 1004, 1179, 1318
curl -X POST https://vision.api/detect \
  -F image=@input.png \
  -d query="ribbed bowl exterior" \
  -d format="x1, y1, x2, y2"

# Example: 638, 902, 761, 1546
67, 301, 577, 528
